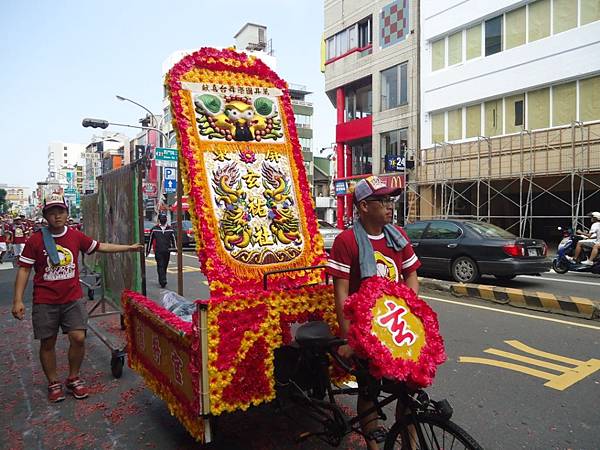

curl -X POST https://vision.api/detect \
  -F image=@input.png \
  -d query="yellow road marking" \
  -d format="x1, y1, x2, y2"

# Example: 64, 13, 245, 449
420, 295, 600, 331
459, 339, 600, 391
458, 357, 556, 381
505, 340, 584, 366
483, 349, 573, 372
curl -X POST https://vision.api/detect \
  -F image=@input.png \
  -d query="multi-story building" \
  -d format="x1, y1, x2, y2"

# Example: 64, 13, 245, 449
83, 133, 129, 193
324, 0, 418, 227
420, 0, 600, 238
47, 142, 86, 181
0, 184, 32, 214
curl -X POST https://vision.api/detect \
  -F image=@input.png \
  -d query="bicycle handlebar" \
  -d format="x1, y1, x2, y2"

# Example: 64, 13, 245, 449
326, 338, 358, 374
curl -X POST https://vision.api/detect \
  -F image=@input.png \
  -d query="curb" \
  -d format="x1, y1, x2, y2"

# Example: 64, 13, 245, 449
420, 277, 600, 320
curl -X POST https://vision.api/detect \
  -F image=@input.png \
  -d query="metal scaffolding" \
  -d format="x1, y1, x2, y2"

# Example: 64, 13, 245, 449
406, 121, 600, 239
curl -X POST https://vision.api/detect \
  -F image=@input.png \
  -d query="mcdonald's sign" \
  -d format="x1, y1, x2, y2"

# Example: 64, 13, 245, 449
380, 174, 405, 189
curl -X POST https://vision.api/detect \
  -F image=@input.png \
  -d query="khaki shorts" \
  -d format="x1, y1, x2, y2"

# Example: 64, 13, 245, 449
32, 299, 88, 340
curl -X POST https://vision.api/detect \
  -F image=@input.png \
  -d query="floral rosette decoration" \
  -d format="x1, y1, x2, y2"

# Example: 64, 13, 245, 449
344, 277, 446, 387
165, 47, 326, 297
205, 285, 340, 415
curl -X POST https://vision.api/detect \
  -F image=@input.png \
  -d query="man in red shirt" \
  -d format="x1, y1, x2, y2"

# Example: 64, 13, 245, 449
0, 218, 8, 263
326, 176, 421, 450
11, 216, 30, 258
12, 194, 144, 402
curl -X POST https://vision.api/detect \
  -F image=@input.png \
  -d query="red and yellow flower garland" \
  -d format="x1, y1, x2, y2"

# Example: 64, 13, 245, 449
165, 47, 326, 297
122, 291, 205, 441
343, 277, 446, 387
206, 285, 338, 415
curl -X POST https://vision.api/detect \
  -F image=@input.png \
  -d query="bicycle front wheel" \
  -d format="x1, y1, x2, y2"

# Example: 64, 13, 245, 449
384, 415, 483, 450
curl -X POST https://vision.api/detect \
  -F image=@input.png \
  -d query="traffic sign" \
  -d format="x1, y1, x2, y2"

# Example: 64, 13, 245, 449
155, 147, 177, 161
163, 167, 177, 180
143, 182, 158, 197
155, 147, 178, 167
164, 179, 177, 193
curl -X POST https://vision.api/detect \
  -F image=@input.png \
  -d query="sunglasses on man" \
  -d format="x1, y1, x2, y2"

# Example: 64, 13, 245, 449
364, 196, 398, 206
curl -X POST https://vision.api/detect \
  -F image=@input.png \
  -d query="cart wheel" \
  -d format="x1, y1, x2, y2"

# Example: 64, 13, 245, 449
120, 314, 126, 330
111, 355, 124, 378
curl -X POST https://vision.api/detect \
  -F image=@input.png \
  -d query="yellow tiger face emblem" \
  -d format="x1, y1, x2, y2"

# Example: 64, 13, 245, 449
47, 245, 73, 267
374, 251, 398, 282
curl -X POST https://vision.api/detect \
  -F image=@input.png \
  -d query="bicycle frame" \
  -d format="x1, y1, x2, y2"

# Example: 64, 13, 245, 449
275, 339, 449, 446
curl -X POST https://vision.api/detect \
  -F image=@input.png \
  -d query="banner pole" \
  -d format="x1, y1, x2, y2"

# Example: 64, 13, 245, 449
176, 159, 183, 296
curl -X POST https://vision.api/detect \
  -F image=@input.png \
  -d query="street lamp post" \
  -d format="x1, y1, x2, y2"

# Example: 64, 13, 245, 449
115, 95, 161, 147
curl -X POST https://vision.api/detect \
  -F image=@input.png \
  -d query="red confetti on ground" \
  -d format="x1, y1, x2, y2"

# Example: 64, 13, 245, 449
4, 425, 24, 450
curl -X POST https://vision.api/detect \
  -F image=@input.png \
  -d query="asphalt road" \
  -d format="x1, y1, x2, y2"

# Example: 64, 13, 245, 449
422, 269, 600, 302
2, 257, 599, 449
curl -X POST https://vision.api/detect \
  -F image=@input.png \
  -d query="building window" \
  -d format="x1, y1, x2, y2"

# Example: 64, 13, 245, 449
431, 112, 445, 143
466, 24, 482, 60
485, 15, 503, 56
299, 137, 312, 151
431, 39, 445, 71
578, 75, 600, 122
505, 94, 525, 133
529, 0, 551, 42
358, 17, 372, 47
447, 31, 462, 66
381, 62, 407, 110
351, 140, 372, 176
466, 105, 481, 138
484, 99, 503, 136
505, 6, 526, 49
553, 0, 578, 34
345, 79, 372, 120
528, 87, 550, 130
514, 100, 524, 127
380, 128, 408, 173
447, 109, 462, 141
295, 114, 312, 128
326, 17, 372, 60
582, 0, 600, 25
553, 82, 577, 126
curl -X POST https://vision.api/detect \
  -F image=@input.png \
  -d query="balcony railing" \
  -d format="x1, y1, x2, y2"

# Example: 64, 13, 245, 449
291, 99, 313, 107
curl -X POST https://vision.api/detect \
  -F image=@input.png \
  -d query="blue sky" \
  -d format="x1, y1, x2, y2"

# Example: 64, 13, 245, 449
0, 0, 335, 189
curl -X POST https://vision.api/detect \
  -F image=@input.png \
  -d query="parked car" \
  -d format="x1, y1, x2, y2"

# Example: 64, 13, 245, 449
171, 220, 196, 247
403, 219, 551, 283
318, 220, 342, 251
143, 220, 155, 243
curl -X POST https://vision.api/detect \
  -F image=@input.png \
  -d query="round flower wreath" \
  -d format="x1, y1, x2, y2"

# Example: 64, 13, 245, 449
344, 276, 446, 387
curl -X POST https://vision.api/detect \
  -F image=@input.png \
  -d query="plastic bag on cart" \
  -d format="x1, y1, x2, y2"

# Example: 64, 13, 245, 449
160, 291, 195, 322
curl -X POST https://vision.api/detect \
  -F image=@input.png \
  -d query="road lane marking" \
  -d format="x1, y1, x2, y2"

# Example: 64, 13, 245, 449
459, 340, 600, 391
420, 295, 600, 330
520, 275, 599, 287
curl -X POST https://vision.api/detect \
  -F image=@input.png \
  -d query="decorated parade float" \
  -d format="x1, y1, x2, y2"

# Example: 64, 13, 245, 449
121, 47, 445, 444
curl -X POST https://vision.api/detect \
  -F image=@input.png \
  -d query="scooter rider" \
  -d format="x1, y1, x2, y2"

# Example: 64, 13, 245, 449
566, 211, 600, 265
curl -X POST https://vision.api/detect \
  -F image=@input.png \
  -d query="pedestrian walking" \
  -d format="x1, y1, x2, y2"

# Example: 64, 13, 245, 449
11, 194, 144, 402
11, 216, 29, 258
146, 213, 176, 288
0, 218, 8, 263
326, 176, 421, 450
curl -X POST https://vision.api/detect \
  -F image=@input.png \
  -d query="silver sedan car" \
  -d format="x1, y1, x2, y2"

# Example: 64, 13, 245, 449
318, 220, 342, 252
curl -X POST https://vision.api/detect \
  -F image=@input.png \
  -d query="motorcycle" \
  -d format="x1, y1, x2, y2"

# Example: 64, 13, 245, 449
552, 226, 600, 274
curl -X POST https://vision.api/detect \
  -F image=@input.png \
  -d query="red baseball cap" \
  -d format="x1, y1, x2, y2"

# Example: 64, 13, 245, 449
43, 193, 68, 212
352, 176, 402, 203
